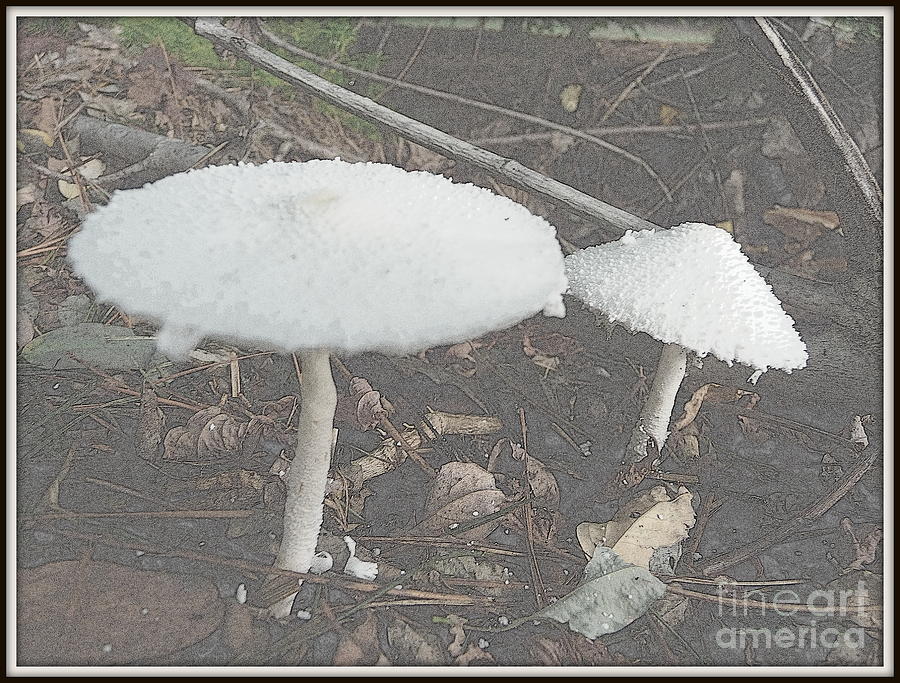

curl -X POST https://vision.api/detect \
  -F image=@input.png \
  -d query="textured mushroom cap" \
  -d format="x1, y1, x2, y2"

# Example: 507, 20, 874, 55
564, 223, 807, 373
68, 160, 566, 356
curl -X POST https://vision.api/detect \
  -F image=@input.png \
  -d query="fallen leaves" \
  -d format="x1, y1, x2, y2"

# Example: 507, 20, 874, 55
488, 438, 560, 543
162, 397, 293, 462
840, 517, 883, 574
410, 462, 509, 540
607, 487, 695, 571
334, 376, 390, 431
535, 546, 667, 639
163, 405, 249, 462
672, 382, 760, 433
387, 615, 448, 665
20, 322, 161, 370
17, 560, 225, 665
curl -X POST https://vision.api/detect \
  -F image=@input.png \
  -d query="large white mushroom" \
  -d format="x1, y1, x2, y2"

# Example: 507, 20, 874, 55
565, 222, 807, 458
68, 159, 567, 617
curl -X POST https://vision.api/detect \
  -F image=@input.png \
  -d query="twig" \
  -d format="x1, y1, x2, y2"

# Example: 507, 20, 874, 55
667, 583, 882, 615
184, 17, 661, 234
58, 132, 91, 213
519, 408, 546, 609
255, 18, 673, 199
600, 47, 672, 123
156, 36, 179, 98
470, 117, 772, 145
375, 23, 432, 101
681, 67, 727, 218
750, 17, 882, 228
696, 448, 880, 576
46, 525, 477, 603
21, 509, 255, 521
667, 576, 808, 587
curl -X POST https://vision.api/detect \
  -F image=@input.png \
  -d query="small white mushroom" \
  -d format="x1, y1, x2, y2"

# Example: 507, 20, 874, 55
342, 535, 378, 581
68, 159, 568, 619
565, 222, 807, 457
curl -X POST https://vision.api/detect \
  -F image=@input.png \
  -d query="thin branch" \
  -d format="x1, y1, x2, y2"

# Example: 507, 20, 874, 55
745, 18, 883, 230
470, 117, 772, 146
250, 18, 673, 208
696, 447, 880, 576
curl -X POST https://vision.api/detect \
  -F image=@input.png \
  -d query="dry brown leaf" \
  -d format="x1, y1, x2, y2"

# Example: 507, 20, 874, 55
840, 518, 883, 574
409, 462, 508, 540
445, 340, 482, 362
659, 103, 680, 126
162, 406, 249, 462
672, 383, 760, 432
531, 631, 626, 666
193, 469, 265, 508
764, 205, 842, 244
842, 414, 871, 451
335, 377, 389, 431
386, 616, 448, 665
611, 487, 696, 569
33, 97, 59, 137
261, 395, 296, 420
17, 560, 224, 665
221, 603, 270, 656
577, 486, 671, 558
333, 611, 380, 666
447, 616, 494, 667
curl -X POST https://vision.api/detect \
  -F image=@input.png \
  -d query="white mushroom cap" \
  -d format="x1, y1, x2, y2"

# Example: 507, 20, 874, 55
68, 160, 566, 357
564, 222, 808, 374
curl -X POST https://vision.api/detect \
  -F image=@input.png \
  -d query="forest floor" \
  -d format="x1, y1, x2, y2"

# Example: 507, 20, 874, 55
15, 16, 885, 667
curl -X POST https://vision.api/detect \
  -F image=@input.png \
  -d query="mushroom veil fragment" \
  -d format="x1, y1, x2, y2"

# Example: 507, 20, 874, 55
565, 222, 807, 459
68, 159, 568, 617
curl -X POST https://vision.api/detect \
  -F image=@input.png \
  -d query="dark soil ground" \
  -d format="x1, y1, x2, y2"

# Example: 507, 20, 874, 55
15, 16, 885, 668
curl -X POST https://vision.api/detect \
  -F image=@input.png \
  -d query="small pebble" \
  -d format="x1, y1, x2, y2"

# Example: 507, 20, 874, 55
296, 610, 311, 620
472, 511, 479, 517
102, 644, 112, 653
478, 638, 490, 649
235, 583, 247, 604
498, 616, 509, 626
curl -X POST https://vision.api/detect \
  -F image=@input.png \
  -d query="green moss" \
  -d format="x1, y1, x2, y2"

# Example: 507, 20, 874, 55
117, 17, 225, 68
18, 16, 84, 39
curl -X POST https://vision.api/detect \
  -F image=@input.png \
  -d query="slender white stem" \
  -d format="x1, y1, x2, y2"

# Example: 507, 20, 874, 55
636, 343, 688, 453
270, 349, 337, 618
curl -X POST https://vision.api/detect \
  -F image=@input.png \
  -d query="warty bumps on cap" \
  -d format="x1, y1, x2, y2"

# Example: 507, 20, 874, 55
564, 222, 808, 375
68, 159, 567, 357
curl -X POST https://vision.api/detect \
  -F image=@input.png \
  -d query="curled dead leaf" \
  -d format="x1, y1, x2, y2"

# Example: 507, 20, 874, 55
335, 377, 389, 431
162, 405, 249, 461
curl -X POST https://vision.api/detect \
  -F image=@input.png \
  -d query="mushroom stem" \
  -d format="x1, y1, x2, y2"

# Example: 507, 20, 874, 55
629, 343, 687, 458
270, 349, 337, 618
